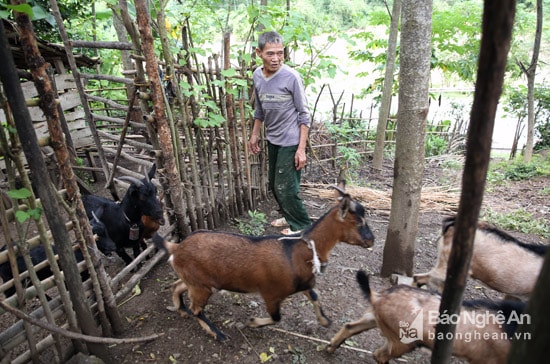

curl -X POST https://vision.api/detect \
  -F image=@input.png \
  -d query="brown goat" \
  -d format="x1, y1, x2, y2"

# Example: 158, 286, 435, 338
154, 185, 375, 341
326, 270, 526, 364
413, 216, 547, 300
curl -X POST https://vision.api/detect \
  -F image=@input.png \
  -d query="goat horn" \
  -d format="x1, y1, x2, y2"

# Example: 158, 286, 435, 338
142, 165, 151, 183
330, 185, 348, 197
91, 210, 100, 222
116, 176, 144, 187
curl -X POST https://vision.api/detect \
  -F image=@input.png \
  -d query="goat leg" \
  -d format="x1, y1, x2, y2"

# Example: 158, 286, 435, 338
248, 316, 276, 327
187, 286, 227, 341
326, 311, 376, 353
248, 294, 281, 328
196, 311, 227, 341
374, 340, 414, 364
304, 289, 330, 327
116, 248, 134, 265
170, 282, 226, 340
171, 279, 189, 317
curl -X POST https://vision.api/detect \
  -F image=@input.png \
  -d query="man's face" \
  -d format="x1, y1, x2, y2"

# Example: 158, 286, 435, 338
256, 42, 284, 77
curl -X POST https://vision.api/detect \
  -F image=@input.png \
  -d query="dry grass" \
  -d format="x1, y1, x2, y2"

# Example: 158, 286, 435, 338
305, 185, 460, 215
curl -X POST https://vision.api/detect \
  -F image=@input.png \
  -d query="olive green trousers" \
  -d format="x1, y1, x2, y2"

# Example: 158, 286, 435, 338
267, 142, 311, 231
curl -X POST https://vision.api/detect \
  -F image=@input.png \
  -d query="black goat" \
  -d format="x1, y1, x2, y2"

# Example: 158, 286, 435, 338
82, 164, 164, 265
0, 208, 116, 297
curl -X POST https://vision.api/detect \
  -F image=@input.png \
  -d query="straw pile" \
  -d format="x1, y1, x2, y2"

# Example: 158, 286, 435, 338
304, 185, 460, 215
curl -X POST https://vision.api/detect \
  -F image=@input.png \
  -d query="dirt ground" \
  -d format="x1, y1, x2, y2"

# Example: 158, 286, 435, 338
102, 157, 548, 364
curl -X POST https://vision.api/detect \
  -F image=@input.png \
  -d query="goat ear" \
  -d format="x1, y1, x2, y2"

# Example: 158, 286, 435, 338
338, 196, 351, 219
442, 216, 456, 234
147, 163, 157, 181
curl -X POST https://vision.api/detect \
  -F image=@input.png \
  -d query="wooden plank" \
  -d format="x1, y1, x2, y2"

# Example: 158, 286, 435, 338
53, 74, 77, 90
19, 74, 76, 99
59, 90, 82, 111
64, 109, 86, 122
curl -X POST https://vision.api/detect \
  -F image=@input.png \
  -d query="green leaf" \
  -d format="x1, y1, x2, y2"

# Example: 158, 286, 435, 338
30, 5, 49, 20
221, 68, 237, 77
2, 3, 33, 17
7, 188, 32, 199
28, 208, 42, 221
259, 352, 272, 362
15, 210, 30, 223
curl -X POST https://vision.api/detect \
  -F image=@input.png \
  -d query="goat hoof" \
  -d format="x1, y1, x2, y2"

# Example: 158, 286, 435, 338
319, 317, 331, 327
247, 317, 274, 328
215, 331, 227, 342
325, 344, 336, 353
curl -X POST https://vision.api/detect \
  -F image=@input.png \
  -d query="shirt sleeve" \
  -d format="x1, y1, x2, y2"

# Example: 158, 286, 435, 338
291, 75, 311, 127
253, 84, 264, 122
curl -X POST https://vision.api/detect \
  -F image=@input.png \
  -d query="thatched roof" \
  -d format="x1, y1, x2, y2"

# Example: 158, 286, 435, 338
2, 19, 99, 71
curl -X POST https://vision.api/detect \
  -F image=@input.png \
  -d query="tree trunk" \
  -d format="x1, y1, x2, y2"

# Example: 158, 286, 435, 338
522, 0, 542, 163
507, 246, 550, 362
372, 0, 401, 171
0, 9, 109, 359
49, 0, 124, 335
134, 0, 187, 238
430, 1, 516, 362
380, 0, 432, 277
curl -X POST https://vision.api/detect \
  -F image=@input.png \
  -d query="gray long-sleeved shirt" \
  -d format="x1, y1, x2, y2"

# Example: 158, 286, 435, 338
253, 64, 311, 147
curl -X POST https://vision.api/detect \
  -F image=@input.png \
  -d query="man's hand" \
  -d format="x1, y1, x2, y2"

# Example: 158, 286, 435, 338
248, 134, 261, 155
295, 148, 307, 170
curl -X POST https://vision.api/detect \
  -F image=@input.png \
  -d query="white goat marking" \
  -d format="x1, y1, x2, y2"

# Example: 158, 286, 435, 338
307, 239, 321, 274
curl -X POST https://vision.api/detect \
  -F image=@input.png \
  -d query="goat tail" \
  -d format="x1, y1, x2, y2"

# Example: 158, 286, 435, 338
152, 233, 166, 251
152, 233, 179, 254
356, 270, 372, 302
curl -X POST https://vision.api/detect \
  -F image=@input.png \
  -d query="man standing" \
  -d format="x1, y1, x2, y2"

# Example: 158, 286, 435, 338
248, 31, 311, 234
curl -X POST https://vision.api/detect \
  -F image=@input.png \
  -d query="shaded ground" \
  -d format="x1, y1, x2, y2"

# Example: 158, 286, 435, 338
104, 157, 548, 364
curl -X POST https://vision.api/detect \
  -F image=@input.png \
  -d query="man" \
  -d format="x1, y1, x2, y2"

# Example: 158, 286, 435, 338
248, 31, 311, 234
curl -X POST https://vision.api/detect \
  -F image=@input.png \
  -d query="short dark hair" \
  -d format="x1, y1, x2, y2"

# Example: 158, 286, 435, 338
257, 31, 283, 51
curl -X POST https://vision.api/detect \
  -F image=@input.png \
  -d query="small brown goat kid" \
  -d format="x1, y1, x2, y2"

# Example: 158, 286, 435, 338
326, 270, 526, 364
413, 216, 548, 300
154, 185, 375, 341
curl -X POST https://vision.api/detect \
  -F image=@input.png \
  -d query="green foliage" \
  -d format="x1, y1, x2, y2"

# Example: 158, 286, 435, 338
441, 158, 463, 171
481, 209, 550, 238
6, 188, 31, 200
7, 188, 42, 222
503, 85, 550, 151
250, 4, 341, 90
324, 119, 370, 180
487, 155, 550, 184
431, 1, 483, 83
236, 210, 267, 236
425, 135, 448, 157
503, 163, 541, 181
288, 345, 306, 364
0, 3, 33, 19
536, 121, 550, 151
533, 87, 550, 150
325, 119, 367, 143
425, 120, 451, 157
336, 145, 362, 170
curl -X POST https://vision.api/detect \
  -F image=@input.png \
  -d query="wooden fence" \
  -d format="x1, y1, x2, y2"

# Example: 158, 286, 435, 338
0, 10, 467, 362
